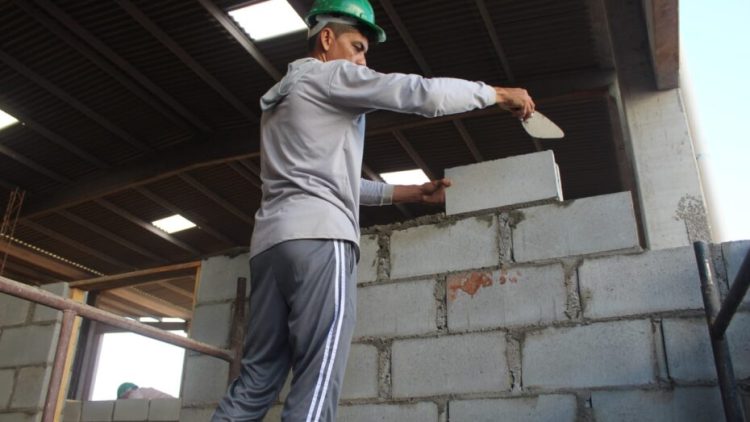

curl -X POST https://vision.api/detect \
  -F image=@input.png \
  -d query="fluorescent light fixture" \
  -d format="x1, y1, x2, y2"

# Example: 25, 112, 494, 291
138, 317, 160, 323
229, 0, 307, 41
379, 169, 430, 185
0, 109, 19, 131
152, 214, 196, 234
162, 317, 186, 323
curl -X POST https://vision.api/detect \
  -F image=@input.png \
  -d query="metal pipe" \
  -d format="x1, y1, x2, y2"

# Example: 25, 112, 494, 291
693, 241, 746, 422
712, 249, 750, 338
42, 310, 75, 422
0, 275, 233, 362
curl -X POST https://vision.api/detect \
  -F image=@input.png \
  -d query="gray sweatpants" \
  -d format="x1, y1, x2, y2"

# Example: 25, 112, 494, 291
212, 239, 357, 422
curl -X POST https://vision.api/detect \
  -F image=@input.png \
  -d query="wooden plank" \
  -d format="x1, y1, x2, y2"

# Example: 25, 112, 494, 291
105, 288, 192, 319
54, 288, 86, 421
0, 241, 92, 280
643, 0, 679, 89
70, 261, 200, 291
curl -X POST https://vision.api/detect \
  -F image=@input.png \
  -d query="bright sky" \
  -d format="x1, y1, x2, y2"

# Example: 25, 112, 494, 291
91, 331, 186, 400
681, 0, 750, 241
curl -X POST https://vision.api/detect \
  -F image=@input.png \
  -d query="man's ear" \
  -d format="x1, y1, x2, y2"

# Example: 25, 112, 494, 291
319, 27, 335, 52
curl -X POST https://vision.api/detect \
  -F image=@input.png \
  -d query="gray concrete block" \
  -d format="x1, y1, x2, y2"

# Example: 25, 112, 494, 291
112, 399, 148, 421
445, 151, 563, 216
178, 407, 215, 422
10, 367, 50, 410
81, 401, 115, 421
181, 355, 229, 406
190, 302, 233, 348
358, 235, 379, 284
513, 192, 640, 262
723, 240, 750, 307
33, 282, 70, 323
338, 402, 438, 421
0, 369, 14, 409
262, 405, 282, 421
523, 320, 654, 389
392, 333, 508, 397
390, 216, 499, 279
354, 279, 437, 338
341, 344, 378, 400
147, 398, 181, 421
0, 294, 30, 327
591, 387, 724, 422
579, 247, 703, 319
447, 264, 567, 331
196, 254, 251, 304
63, 400, 82, 422
0, 413, 40, 422
450, 394, 577, 422
0, 325, 59, 366
663, 314, 750, 381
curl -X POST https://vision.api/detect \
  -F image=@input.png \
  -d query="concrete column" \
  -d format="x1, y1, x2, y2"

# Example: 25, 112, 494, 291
606, 0, 711, 250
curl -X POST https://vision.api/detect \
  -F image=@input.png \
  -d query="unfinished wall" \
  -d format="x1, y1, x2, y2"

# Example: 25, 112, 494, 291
185, 152, 749, 421
0, 282, 68, 421
62, 398, 181, 422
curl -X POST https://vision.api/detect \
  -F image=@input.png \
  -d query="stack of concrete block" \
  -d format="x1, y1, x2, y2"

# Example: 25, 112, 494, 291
179, 156, 749, 420
0, 282, 68, 421
62, 398, 181, 421
179, 254, 250, 421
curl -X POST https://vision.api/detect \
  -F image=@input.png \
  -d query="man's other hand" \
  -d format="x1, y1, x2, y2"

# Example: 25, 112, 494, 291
392, 178, 452, 205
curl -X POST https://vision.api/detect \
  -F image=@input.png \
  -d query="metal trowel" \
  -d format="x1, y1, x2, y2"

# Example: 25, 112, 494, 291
520, 111, 564, 139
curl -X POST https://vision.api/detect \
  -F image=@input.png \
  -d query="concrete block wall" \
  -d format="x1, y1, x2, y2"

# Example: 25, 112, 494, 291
62, 398, 181, 421
179, 253, 250, 419
0, 282, 68, 421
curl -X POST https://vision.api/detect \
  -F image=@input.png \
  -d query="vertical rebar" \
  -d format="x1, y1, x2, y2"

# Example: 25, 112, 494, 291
694, 241, 746, 422
43, 309, 76, 422
712, 250, 750, 339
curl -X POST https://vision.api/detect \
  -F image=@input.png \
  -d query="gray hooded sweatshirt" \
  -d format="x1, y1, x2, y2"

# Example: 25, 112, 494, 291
250, 58, 497, 258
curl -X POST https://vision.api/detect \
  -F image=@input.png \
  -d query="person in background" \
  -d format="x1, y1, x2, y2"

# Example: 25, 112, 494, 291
116, 382, 174, 400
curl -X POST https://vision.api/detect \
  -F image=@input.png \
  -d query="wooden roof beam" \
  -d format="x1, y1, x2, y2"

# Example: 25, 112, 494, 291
116, 0, 258, 122
71, 261, 200, 291
643, 0, 679, 89
0, 241, 93, 280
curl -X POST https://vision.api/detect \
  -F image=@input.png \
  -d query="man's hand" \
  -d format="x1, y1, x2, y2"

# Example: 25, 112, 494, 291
392, 178, 452, 205
494, 87, 535, 121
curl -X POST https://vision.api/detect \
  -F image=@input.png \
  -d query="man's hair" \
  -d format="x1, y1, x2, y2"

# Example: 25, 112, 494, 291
307, 21, 375, 53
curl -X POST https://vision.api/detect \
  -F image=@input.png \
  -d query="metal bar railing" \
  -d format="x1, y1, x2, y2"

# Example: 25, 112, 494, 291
0, 275, 236, 422
713, 249, 750, 339
693, 241, 748, 422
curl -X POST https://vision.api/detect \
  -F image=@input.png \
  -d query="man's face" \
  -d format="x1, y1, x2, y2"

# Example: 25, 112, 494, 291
322, 28, 369, 66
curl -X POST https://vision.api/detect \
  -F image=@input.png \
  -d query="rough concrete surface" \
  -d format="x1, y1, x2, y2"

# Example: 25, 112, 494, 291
113, 399, 148, 421
391, 333, 508, 397
357, 235, 379, 284
0, 324, 59, 367
341, 344, 378, 400
389, 216, 499, 279
354, 279, 437, 338
591, 387, 725, 422
578, 246, 703, 318
196, 254, 251, 303
190, 302, 233, 348
450, 394, 577, 422
445, 151, 563, 216
337, 402, 438, 421
523, 320, 654, 389
512, 192, 639, 262
10, 366, 50, 410
447, 264, 567, 330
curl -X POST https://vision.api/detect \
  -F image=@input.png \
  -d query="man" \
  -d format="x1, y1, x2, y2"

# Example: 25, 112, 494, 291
116, 382, 173, 399
213, 0, 534, 420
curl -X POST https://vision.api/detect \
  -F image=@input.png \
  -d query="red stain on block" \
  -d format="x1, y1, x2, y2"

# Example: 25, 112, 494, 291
447, 272, 493, 301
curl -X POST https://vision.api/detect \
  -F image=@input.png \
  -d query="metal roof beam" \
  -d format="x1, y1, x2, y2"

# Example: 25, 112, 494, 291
196, 0, 282, 82
392, 130, 435, 180
135, 187, 238, 246
0, 51, 154, 154
95, 199, 202, 256
116, 0, 258, 122
228, 162, 262, 190
29, 0, 212, 133
58, 210, 170, 264
20, 127, 259, 220
179, 174, 255, 225
12, 0, 203, 135
475, 0, 515, 83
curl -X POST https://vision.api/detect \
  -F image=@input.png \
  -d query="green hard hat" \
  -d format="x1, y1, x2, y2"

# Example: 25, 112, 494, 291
306, 0, 386, 43
117, 382, 138, 399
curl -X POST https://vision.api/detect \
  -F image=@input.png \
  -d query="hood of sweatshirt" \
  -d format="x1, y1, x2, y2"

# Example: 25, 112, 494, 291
259, 57, 319, 112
